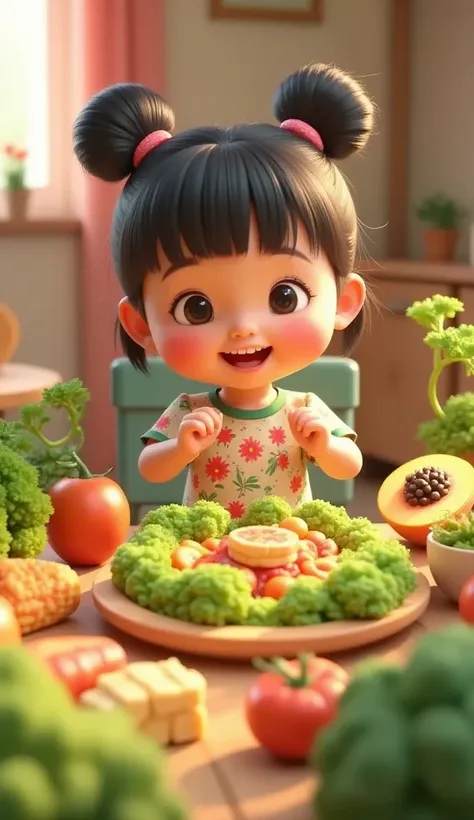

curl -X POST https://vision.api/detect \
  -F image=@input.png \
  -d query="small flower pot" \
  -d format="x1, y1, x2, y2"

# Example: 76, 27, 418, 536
422, 228, 458, 263
6, 188, 30, 221
426, 531, 474, 602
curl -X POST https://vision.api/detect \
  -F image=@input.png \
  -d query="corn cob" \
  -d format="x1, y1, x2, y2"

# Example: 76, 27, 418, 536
0, 559, 81, 634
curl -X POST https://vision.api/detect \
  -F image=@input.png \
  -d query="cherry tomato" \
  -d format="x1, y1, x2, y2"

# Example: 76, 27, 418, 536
305, 530, 327, 548
299, 559, 329, 579
459, 576, 474, 623
48, 477, 130, 567
262, 575, 295, 600
279, 516, 309, 539
29, 635, 127, 699
171, 546, 202, 570
201, 537, 222, 552
246, 654, 349, 760
0, 596, 21, 646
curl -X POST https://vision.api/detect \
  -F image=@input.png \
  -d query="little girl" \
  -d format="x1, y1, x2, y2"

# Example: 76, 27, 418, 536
73, 63, 374, 516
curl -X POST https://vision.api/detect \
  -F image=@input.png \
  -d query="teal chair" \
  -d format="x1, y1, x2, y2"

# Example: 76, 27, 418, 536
111, 356, 359, 522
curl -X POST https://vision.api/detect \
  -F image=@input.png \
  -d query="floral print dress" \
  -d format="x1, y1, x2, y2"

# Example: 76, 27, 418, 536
142, 389, 355, 518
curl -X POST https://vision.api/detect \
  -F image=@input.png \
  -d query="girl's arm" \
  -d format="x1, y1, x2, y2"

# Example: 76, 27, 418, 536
305, 435, 362, 480
138, 438, 191, 483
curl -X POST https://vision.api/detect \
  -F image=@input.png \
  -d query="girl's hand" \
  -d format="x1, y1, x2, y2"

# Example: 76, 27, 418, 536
288, 406, 331, 459
177, 407, 223, 459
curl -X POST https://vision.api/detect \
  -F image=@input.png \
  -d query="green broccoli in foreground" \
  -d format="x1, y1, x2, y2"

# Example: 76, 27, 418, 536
339, 540, 417, 605
0, 442, 53, 558
335, 516, 379, 551
326, 560, 400, 619
111, 539, 172, 592
129, 523, 178, 551
296, 499, 350, 539
125, 559, 168, 608
0, 646, 187, 820
187, 500, 230, 541
314, 625, 474, 820
141, 504, 194, 541
230, 496, 293, 529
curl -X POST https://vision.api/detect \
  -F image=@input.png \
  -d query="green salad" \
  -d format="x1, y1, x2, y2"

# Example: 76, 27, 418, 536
111, 497, 418, 628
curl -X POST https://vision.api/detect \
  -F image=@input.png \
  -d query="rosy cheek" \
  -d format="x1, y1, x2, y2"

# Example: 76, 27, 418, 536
274, 315, 329, 358
160, 332, 211, 375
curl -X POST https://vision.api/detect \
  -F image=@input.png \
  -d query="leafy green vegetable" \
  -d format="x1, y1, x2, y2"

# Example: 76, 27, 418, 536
314, 625, 474, 819
416, 193, 463, 229
431, 512, 474, 550
417, 393, 474, 455
295, 499, 351, 539
406, 296, 474, 451
0, 443, 53, 558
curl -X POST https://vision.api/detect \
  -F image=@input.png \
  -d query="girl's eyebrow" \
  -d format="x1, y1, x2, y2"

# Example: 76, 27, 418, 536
161, 247, 311, 279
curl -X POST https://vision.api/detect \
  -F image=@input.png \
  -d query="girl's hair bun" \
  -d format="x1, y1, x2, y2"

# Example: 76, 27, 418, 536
273, 63, 374, 160
73, 83, 175, 182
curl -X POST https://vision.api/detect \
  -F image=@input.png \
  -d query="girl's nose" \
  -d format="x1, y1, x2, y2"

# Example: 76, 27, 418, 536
229, 321, 259, 339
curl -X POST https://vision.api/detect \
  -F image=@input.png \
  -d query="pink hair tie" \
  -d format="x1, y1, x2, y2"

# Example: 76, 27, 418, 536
280, 119, 324, 152
133, 130, 172, 168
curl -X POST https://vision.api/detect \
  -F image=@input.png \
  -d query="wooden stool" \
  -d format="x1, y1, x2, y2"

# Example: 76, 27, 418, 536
0, 363, 61, 417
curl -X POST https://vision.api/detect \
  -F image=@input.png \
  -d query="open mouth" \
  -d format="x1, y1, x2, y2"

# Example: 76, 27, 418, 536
219, 346, 272, 369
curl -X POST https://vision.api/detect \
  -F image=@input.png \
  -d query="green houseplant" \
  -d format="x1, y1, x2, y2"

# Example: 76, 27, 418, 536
2, 143, 29, 220
416, 193, 462, 262
406, 295, 474, 460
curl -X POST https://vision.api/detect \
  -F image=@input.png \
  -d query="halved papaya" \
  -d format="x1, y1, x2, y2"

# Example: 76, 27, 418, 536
377, 454, 474, 546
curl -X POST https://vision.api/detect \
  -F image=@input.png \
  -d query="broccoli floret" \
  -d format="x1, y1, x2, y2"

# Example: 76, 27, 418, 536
326, 560, 400, 619
148, 570, 187, 618
340, 540, 417, 605
0, 646, 188, 820
273, 576, 329, 626
140, 504, 194, 541
0, 508, 11, 558
0, 442, 53, 559
295, 499, 350, 539
111, 542, 172, 592
246, 596, 278, 626
236, 496, 293, 528
125, 559, 168, 608
173, 564, 253, 626
188, 500, 230, 541
129, 523, 177, 551
335, 517, 379, 551
314, 625, 474, 820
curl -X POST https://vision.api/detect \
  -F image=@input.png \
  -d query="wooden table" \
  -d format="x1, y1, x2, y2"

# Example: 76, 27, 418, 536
0, 362, 61, 413
26, 525, 460, 820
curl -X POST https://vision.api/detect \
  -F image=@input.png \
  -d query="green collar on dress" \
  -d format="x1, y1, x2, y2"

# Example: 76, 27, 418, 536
208, 388, 286, 419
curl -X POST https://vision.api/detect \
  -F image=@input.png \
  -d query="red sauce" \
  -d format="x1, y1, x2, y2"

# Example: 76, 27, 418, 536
195, 543, 303, 597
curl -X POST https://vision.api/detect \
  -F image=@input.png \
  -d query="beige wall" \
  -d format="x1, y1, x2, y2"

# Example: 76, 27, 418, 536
409, 0, 474, 260
165, 0, 391, 258
2, 235, 80, 423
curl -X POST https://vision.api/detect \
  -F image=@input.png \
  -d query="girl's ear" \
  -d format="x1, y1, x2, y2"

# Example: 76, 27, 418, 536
334, 273, 366, 331
118, 297, 158, 355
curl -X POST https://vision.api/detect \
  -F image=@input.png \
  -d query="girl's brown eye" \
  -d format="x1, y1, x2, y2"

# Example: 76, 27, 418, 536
269, 281, 310, 314
172, 293, 214, 325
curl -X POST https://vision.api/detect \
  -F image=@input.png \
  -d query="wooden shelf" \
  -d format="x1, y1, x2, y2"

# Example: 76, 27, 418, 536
358, 258, 474, 286
0, 219, 81, 237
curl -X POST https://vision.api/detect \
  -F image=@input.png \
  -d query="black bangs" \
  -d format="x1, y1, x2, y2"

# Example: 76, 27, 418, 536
113, 124, 353, 307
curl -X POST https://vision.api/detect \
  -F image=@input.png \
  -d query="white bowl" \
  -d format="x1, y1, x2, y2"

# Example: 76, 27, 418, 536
426, 531, 474, 602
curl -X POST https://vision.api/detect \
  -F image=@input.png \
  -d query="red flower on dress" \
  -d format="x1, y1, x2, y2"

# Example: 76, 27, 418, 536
217, 426, 235, 446
155, 414, 171, 431
205, 456, 230, 482
277, 453, 289, 471
227, 500, 245, 519
192, 473, 200, 490
290, 475, 303, 494
269, 426, 286, 446
239, 437, 263, 462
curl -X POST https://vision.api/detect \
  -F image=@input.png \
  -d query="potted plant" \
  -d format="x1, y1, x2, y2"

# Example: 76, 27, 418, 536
427, 513, 474, 601
406, 294, 474, 460
2, 144, 29, 221
416, 193, 463, 262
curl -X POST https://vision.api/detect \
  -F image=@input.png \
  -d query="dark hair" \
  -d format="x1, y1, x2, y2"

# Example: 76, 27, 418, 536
73, 64, 374, 373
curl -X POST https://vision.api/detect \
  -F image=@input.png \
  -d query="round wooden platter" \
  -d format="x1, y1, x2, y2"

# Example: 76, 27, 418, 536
92, 566, 431, 660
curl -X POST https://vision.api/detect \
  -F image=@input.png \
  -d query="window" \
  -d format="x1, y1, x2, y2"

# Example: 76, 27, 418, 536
0, 0, 73, 214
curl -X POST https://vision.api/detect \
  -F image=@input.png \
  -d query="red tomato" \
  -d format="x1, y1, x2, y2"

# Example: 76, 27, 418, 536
246, 654, 349, 760
48, 477, 130, 567
262, 575, 295, 600
28, 635, 128, 699
459, 576, 474, 623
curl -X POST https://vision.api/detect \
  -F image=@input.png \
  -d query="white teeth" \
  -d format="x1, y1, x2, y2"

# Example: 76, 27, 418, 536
225, 346, 265, 355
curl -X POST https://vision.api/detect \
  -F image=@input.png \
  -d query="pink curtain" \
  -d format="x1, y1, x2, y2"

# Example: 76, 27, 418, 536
73, 0, 166, 472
